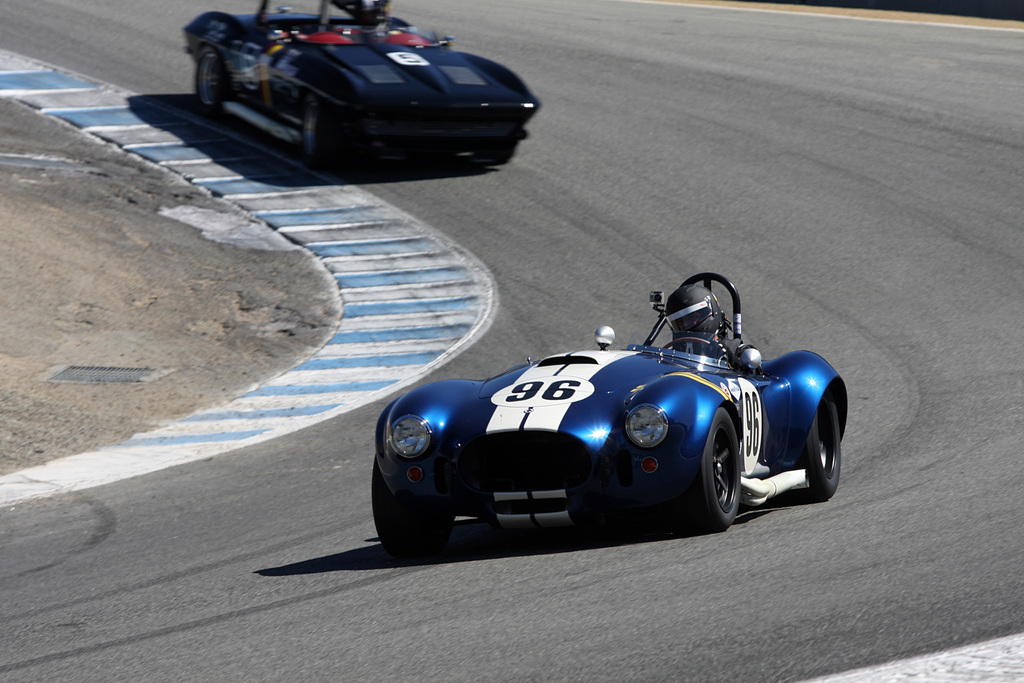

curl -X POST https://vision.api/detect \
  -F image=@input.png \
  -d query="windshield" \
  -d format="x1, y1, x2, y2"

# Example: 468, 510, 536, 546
625, 328, 731, 370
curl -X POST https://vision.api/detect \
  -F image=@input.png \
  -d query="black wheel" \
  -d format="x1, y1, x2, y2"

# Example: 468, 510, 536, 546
195, 46, 230, 117
301, 93, 339, 170
667, 406, 740, 534
800, 389, 841, 502
372, 459, 453, 557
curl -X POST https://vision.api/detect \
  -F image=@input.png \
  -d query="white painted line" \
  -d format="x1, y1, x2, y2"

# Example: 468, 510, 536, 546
803, 632, 1024, 682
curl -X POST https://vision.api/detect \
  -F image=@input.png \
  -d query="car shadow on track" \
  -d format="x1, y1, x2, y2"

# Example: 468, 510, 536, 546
254, 501, 802, 575
133, 95, 502, 185
254, 526, 673, 574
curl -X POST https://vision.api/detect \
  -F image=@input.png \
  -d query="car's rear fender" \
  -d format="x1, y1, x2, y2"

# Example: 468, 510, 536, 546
183, 12, 249, 58
762, 351, 847, 464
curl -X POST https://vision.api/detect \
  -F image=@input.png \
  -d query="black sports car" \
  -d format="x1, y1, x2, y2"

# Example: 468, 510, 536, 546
183, 0, 540, 168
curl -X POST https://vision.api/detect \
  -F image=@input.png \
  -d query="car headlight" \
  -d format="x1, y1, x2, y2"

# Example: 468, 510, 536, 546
625, 404, 668, 448
388, 415, 432, 458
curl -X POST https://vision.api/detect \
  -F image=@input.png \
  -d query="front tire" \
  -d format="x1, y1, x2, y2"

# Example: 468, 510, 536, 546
195, 46, 230, 118
301, 93, 339, 170
800, 389, 842, 502
372, 459, 453, 557
667, 407, 740, 534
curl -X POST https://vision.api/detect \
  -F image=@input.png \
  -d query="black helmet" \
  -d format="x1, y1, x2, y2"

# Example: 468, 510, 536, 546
665, 284, 725, 336
335, 0, 391, 25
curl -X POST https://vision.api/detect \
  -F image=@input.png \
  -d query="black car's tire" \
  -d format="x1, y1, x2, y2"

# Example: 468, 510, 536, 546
372, 459, 453, 557
195, 46, 230, 118
799, 389, 842, 502
301, 93, 340, 170
667, 406, 740, 534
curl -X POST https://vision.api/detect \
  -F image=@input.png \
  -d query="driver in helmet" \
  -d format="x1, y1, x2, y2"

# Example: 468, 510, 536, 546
335, 0, 392, 28
663, 283, 760, 371
665, 284, 729, 358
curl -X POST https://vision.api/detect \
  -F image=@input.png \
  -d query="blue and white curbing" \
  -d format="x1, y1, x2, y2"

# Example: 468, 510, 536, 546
0, 52, 496, 504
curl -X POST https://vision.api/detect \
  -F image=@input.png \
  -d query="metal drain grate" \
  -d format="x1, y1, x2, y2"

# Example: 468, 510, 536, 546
47, 366, 160, 384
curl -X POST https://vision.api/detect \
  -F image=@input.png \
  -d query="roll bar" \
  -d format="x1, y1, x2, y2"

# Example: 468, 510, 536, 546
644, 272, 742, 345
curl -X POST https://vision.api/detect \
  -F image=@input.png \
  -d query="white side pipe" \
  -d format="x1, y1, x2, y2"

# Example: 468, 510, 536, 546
223, 102, 302, 145
741, 469, 809, 506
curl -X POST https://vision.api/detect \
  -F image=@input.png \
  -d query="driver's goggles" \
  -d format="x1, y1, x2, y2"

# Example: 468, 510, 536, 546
667, 301, 712, 332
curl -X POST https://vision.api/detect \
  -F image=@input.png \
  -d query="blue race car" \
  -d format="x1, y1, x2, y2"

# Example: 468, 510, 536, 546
373, 273, 846, 557
183, 0, 540, 168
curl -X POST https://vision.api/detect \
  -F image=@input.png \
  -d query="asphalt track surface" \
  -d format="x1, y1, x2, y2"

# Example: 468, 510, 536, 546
2, 1, 1024, 681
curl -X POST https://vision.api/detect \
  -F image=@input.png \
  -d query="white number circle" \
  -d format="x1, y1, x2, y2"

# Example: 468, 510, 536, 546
491, 377, 596, 407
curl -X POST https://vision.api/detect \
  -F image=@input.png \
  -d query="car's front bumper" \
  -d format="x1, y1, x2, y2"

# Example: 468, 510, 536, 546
377, 427, 702, 528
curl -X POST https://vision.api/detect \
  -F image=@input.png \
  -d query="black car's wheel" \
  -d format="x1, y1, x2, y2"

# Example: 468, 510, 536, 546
668, 406, 740, 534
372, 459, 453, 557
301, 93, 340, 170
195, 46, 230, 118
800, 389, 842, 502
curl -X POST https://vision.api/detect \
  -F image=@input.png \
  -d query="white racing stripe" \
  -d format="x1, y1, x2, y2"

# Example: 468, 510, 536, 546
485, 351, 630, 434
0, 51, 495, 504
494, 490, 571, 529
485, 353, 631, 530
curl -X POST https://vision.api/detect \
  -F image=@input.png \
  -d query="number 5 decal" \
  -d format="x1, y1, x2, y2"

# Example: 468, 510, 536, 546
491, 377, 595, 407
387, 51, 431, 66
737, 378, 763, 474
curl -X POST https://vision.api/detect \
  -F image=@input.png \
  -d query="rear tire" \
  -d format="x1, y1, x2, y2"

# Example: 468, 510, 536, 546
195, 46, 230, 117
800, 389, 842, 502
667, 407, 740, 534
372, 459, 453, 557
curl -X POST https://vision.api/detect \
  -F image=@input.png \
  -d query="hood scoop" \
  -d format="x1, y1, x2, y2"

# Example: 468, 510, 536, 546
537, 355, 599, 367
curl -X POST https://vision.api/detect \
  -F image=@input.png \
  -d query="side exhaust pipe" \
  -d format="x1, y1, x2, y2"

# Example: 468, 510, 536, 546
741, 469, 808, 506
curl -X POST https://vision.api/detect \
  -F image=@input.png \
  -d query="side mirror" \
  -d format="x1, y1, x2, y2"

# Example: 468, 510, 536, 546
595, 326, 615, 351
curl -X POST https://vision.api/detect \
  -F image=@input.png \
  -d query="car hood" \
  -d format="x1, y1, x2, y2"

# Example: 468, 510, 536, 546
479, 350, 661, 398
382, 346, 737, 458
466, 349, 730, 437
322, 43, 536, 103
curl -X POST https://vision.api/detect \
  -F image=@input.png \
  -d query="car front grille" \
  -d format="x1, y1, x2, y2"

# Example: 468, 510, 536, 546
360, 119, 519, 138
458, 431, 592, 493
